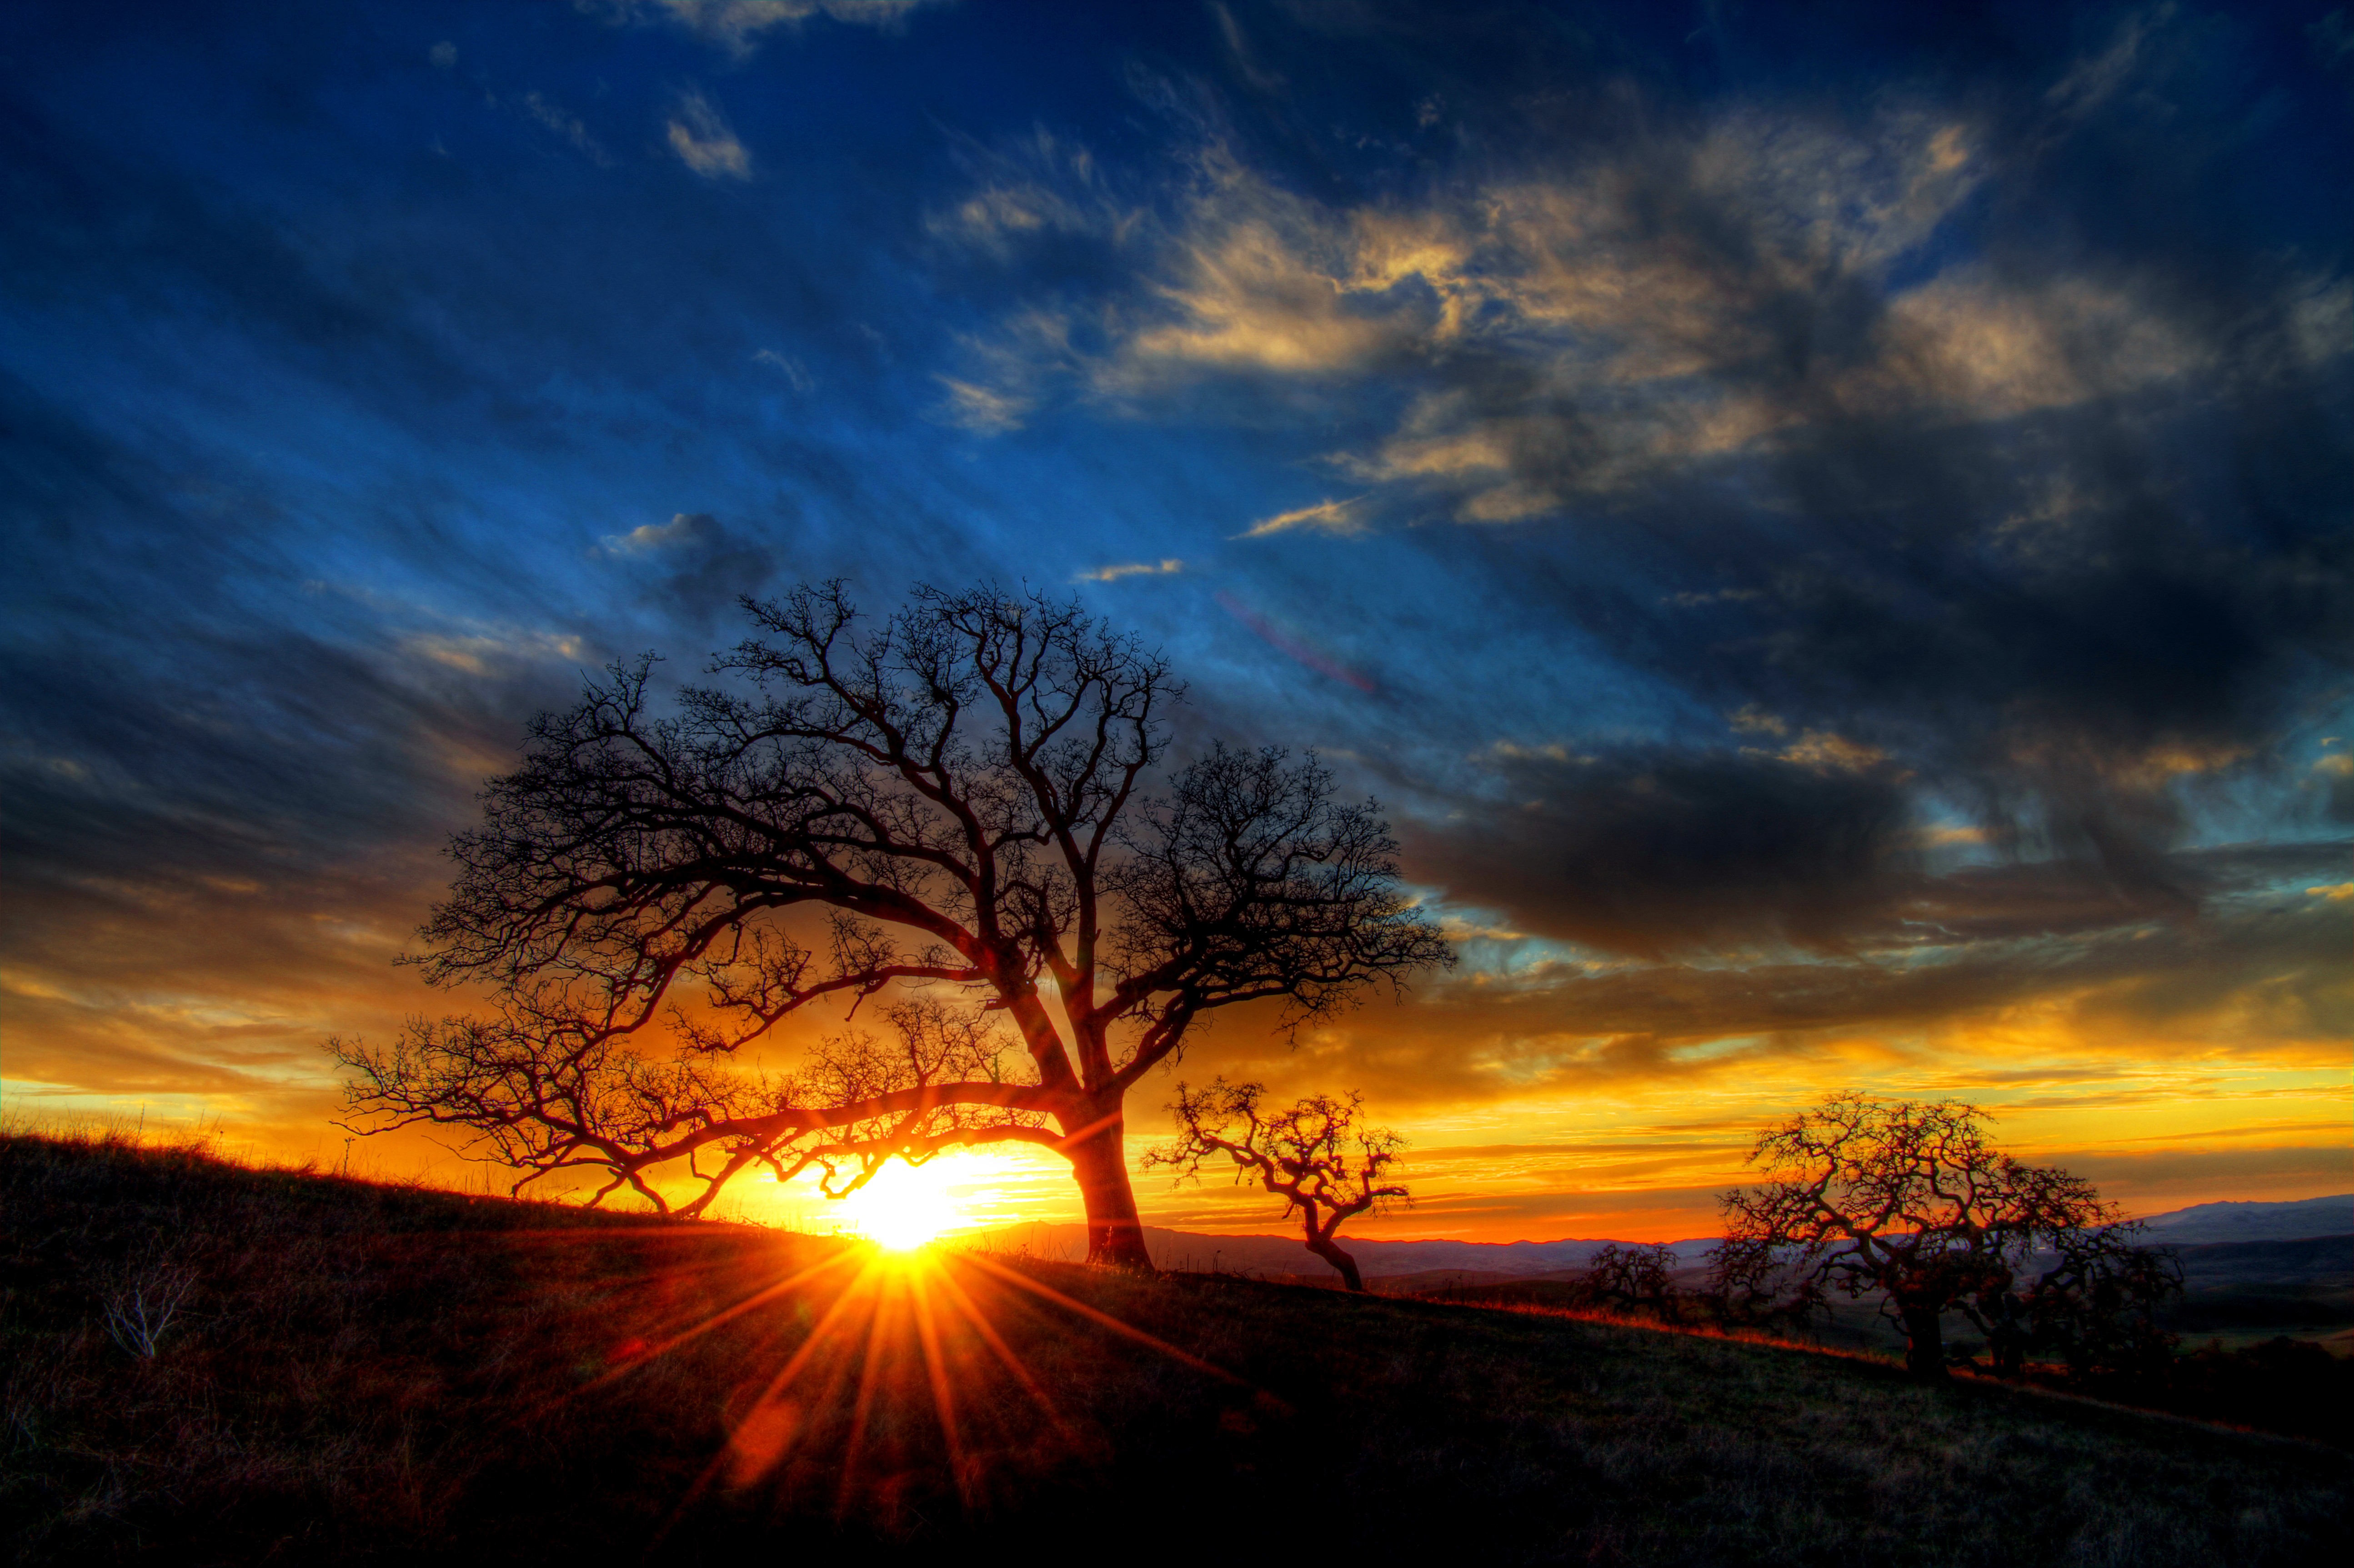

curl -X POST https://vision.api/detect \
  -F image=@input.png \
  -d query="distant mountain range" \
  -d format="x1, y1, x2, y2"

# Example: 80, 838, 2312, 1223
977, 1193, 2354, 1279
2134, 1194, 2354, 1246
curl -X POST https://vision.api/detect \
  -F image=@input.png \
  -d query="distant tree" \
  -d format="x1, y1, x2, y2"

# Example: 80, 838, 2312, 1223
1569, 1242, 1682, 1318
1146, 1079, 1407, 1292
1711, 1093, 2179, 1380
331, 583, 1449, 1267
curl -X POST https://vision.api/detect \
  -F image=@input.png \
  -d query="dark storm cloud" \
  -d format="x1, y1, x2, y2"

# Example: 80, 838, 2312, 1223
596, 511, 782, 623
1411, 745, 1916, 957
1408, 710, 2339, 969
1177, 856, 2353, 1110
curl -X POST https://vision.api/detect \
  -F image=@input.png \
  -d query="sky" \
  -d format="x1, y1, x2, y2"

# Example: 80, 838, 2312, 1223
3, 0, 2349, 1243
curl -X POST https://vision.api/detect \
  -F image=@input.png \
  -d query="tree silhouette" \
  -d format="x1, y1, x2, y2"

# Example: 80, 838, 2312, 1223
1569, 1242, 1682, 1318
331, 583, 1450, 1267
1146, 1078, 1406, 1291
1711, 1093, 2176, 1379
2015, 1222, 2184, 1378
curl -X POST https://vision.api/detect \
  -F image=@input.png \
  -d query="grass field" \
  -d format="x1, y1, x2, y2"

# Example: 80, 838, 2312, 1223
5, 1130, 2349, 1565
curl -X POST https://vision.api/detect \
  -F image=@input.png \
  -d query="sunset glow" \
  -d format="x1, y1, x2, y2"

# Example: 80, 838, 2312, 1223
2, 2, 2346, 1251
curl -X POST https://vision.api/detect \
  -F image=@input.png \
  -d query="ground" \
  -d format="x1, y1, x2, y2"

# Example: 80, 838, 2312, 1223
5, 1131, 2348, 1565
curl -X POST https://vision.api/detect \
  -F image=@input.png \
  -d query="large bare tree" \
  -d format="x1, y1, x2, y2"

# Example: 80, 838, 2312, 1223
332, 583, 1451, 1267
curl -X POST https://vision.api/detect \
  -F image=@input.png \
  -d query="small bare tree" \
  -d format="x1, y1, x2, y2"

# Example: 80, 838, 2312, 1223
1147, 1079, 1406, 1292
331, 583, 1450, 1266
1570, 1242, 1682, 1318
101, 1261, 195, 1359
1712, 1093, 2174, 1379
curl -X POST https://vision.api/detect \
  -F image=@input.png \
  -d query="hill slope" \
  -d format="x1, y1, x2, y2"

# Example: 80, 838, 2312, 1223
984, 1193, 2354, 1281
4, 1134, 2349, 1566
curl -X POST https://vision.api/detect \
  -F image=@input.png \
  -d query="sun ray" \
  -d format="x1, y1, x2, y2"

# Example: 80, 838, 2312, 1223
561, 1224, 1266, 1531
663, 1253, 890, 1524
724, 1259, 887, 1489
836, 1266, 902, 1519
904, 1260, 974, 1508
954, 1252, 1253, 1388
926, 1255, 1074, 1442
569, 1244, 863, 1398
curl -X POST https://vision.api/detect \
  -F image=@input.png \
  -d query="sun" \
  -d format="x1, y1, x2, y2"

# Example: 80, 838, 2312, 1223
838, 1158, 961, 1251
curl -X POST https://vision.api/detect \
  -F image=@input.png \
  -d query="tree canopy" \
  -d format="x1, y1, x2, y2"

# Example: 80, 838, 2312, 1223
332, 583, 1451, 1265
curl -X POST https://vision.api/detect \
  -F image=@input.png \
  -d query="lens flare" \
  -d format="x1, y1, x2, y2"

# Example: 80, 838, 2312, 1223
839, 1159, 959, 1251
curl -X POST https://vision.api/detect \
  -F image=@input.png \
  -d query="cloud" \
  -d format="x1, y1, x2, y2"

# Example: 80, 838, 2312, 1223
597, 513, 779, 616
6, 0, 2346, 1228
1167, 846, 2353, 1114
935, 375, 1032, 432
632, 0, 941, 56
954, 105, 2009, 502
753, 347, 814, 391
1075, 558, 1182, 583
602, 511, 712, 554
1412, 745, 1919, 958
523, 92, 607, 163
666, 90, 751, 179
944, 29, 2345, 552
1235, 496, 1362, 539
926, 125, 1137, 257
2043, 10, 2154, 123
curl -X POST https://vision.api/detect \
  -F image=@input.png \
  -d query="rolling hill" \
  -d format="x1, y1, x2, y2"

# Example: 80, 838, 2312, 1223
981, 1192, 2354, 1280
5, 1132, 2349, 1566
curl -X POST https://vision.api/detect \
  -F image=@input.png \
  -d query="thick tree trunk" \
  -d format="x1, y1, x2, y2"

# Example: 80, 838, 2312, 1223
1067, 1109, 1154, 1270
1307, 1235, 1366, 1293
1900, 1302, 1948, 1380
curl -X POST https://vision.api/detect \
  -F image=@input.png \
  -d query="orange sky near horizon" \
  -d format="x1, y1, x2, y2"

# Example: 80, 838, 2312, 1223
7, 936, 2344, 1244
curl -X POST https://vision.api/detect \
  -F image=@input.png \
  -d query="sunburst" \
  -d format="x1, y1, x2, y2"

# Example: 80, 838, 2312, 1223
550, 1223, 1255, 1530
835, 1158, 962, 1252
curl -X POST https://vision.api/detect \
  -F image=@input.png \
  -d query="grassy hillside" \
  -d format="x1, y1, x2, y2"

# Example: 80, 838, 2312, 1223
5, 1132, 2349, 1566
1409, 1235, 2354, 1363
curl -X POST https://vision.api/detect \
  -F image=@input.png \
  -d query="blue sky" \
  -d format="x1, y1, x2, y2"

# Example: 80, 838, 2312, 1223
4, 0, 2349, 1235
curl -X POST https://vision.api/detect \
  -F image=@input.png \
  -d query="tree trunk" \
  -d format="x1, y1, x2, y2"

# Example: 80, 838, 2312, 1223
1067, 1108, 1154, 1271
1900, 1302, 1948, 1381
1307, 1235, 1366, 1293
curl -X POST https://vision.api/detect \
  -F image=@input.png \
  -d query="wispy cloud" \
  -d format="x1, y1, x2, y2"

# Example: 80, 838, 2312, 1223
601, 512, 707, 554
608, 0, 942, 57
666, 89, 750, 179
1235, 496, 1362, 539
945, 76, 2329, 532
934, 376, 1031, 432
1075, 558, 1182, 582
753, 347, 814, 392
523, 91, 607, 163
926, 125, 1136, 255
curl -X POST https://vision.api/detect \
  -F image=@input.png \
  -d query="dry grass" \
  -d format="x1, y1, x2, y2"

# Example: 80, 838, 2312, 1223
4, 1129, 2349, 1565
